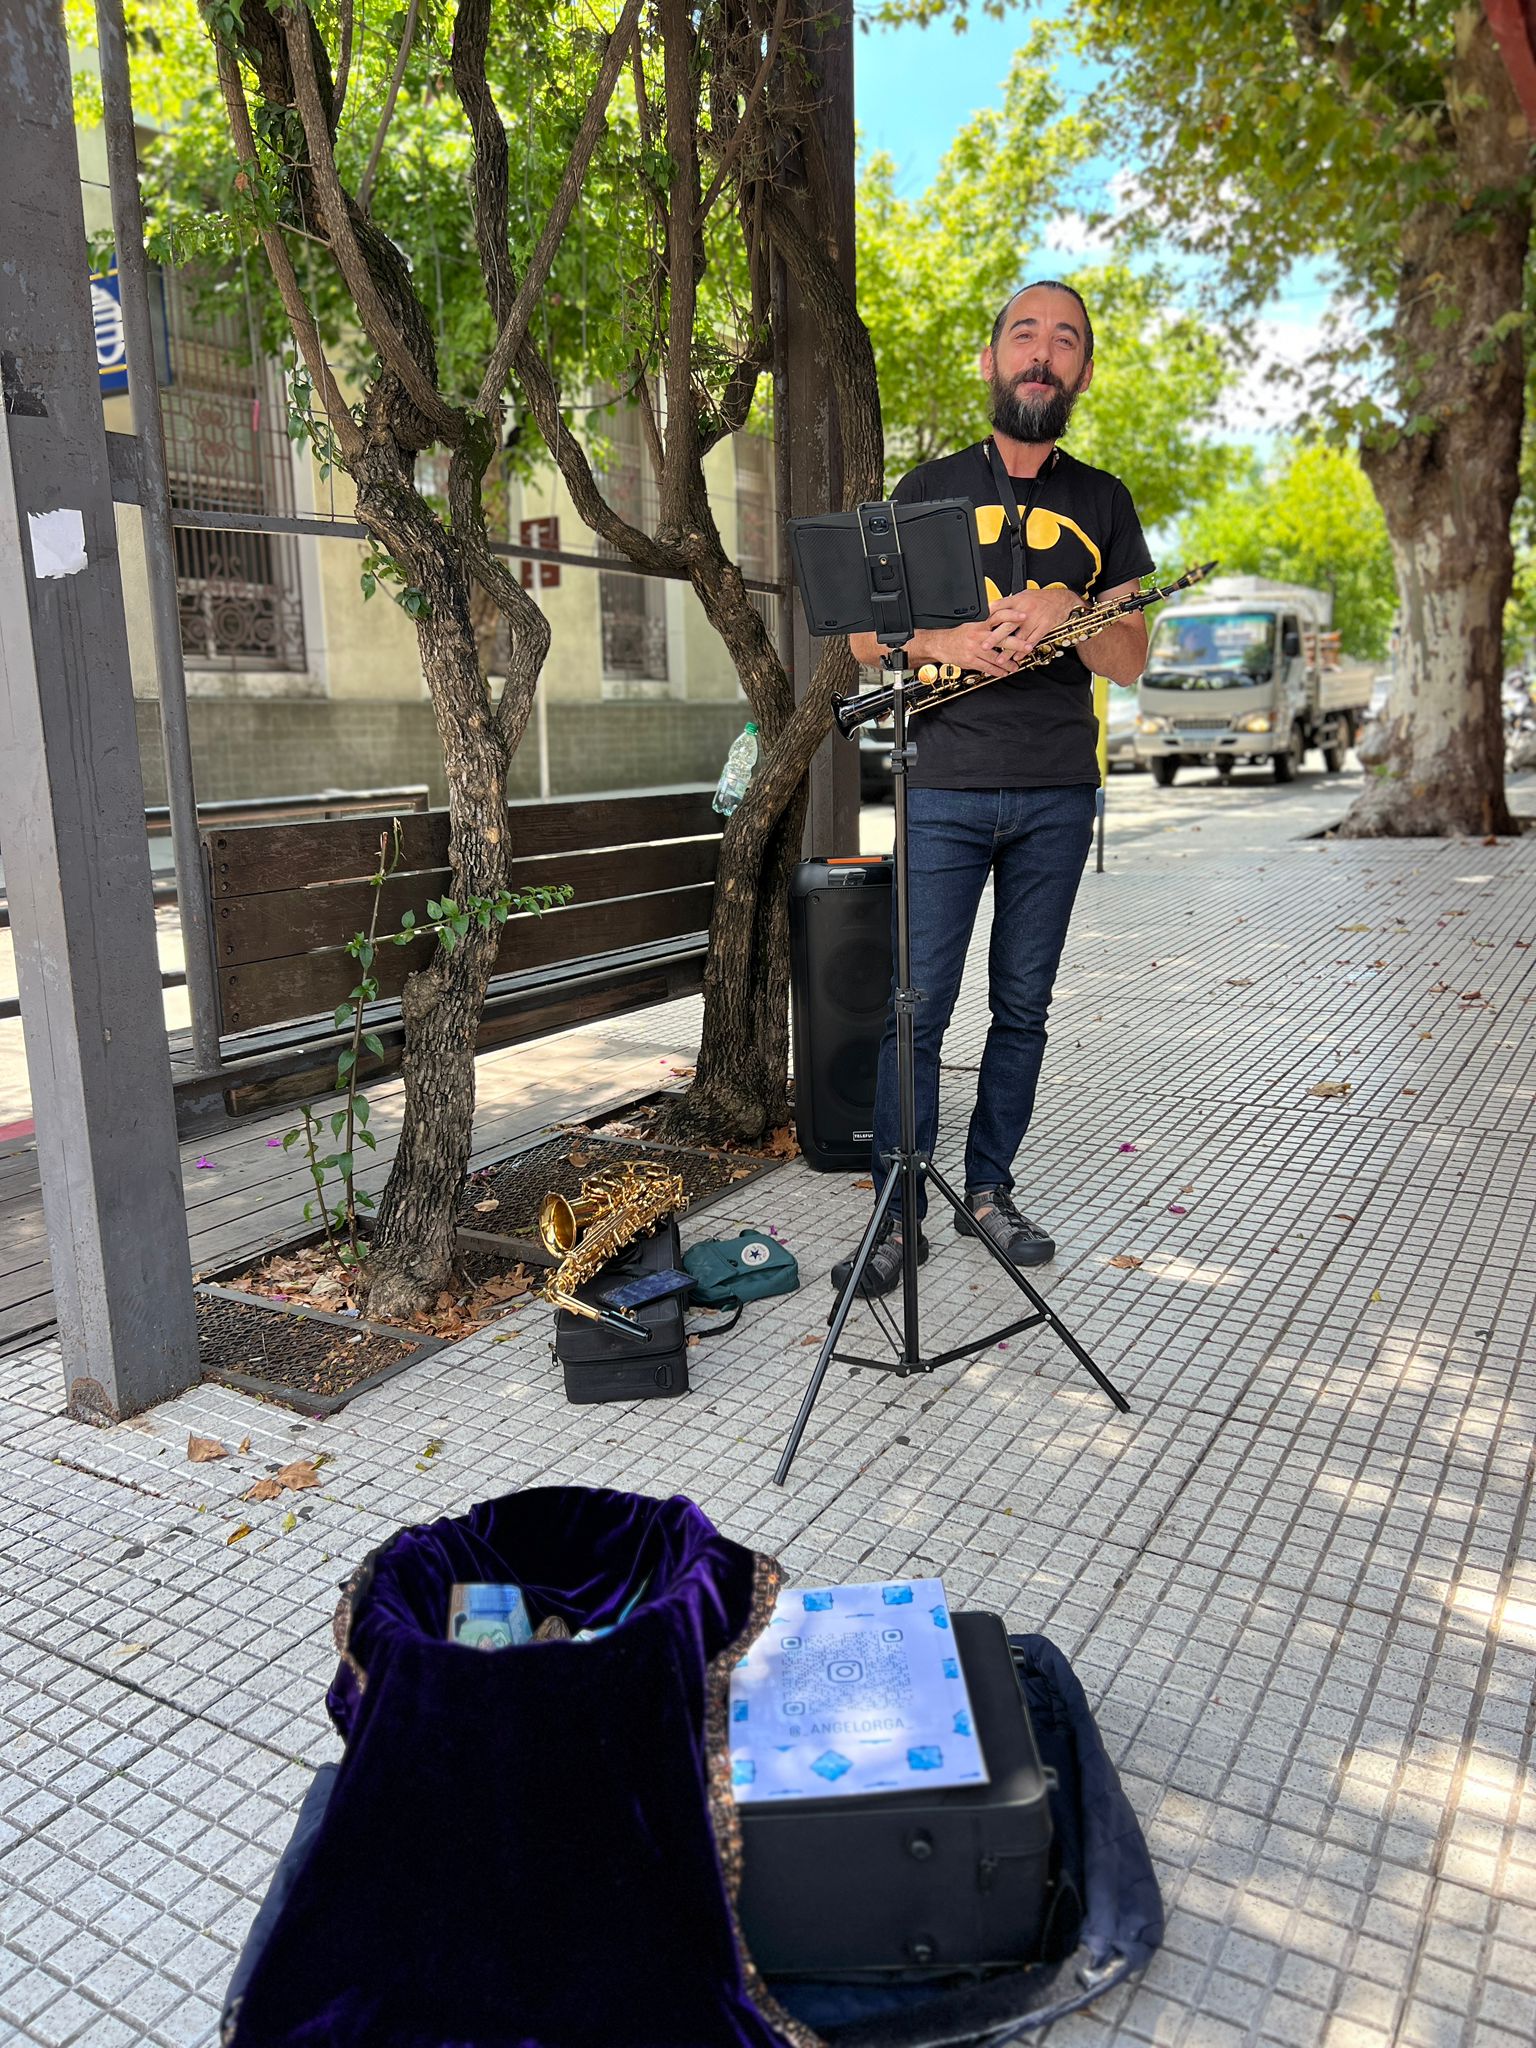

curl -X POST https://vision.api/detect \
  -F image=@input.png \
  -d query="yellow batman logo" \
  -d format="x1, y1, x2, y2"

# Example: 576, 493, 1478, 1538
974, 504, 1103, 586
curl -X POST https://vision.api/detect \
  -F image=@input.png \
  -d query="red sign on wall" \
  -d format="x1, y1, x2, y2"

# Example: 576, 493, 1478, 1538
519, 516, 560, 589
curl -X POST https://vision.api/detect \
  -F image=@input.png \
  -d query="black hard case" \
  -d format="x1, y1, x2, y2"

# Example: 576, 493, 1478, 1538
738, 1611, 1053, 1977
551, 1217, 690, 1403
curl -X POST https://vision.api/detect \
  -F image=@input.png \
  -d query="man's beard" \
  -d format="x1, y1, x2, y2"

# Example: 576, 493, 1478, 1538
990, 365, 1082, 444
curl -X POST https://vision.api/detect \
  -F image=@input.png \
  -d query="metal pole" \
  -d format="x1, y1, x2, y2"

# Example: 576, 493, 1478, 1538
93, 0, 222, 1066
0, 0, 198, 1419
891, 672, 922, 1364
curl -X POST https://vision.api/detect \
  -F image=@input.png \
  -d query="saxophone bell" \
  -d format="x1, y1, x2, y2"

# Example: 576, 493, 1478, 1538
539, 1190, 606, 1258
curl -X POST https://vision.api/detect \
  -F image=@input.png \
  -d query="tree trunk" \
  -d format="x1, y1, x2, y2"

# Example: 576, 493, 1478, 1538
354, 465, 512, 1318
1339, 10, 1529, 839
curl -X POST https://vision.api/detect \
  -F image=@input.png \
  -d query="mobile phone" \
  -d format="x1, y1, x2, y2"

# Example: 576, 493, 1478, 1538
598, 1267, 696, 1310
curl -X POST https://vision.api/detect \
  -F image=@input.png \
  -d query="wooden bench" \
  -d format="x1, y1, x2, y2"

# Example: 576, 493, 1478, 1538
195, 789, 720, 1119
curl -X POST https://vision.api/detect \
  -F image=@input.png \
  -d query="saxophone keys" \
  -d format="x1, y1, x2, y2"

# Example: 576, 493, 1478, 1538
916, 664, 939, 684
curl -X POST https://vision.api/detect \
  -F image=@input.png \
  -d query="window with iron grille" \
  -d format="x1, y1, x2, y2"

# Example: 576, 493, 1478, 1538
734, 427, 780, 646
161, 274, 307, 672
595, 402, 671, 693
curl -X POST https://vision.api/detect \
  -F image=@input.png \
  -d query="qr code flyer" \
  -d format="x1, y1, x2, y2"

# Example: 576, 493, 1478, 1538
728, 1579, 989, 1803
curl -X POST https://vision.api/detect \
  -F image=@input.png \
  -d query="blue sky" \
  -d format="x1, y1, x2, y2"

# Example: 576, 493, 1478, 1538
851, 11, 1331, 447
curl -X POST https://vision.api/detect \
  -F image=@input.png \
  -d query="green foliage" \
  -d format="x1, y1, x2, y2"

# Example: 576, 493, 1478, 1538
856, 44, 1234, 528
867, 0, 1530, 449
1177, 444, 1397, 659
67, 0, 773, 464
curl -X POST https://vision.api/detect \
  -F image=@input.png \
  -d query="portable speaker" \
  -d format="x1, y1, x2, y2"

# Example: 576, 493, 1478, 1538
789, 856, 893, 1173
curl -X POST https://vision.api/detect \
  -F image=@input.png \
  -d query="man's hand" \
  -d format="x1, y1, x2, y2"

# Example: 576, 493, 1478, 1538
982, 587, 1084, 664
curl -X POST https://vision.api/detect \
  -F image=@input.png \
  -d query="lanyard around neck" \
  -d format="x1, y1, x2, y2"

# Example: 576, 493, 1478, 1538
983, 440, 1053, 598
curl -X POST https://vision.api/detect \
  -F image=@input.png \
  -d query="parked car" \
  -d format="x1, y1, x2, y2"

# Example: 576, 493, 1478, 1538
860, 716, 895, 801
1103, 683, 1142, 771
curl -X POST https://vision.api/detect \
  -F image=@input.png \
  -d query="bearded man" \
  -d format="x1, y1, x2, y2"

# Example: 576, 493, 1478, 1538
832, 280, 1153, 1298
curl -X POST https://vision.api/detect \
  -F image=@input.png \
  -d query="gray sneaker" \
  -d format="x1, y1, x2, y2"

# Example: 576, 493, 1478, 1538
954, 1188, 1055, 1267
830, 1219, 929, 1298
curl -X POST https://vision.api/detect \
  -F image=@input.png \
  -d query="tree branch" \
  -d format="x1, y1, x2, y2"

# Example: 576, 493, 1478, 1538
514, 340, 686, 577
282, 5, 464, 442
358, 0, 422, 211
474, 0, 645, 417
333, 0, 355, 129
657, 0, 703, 534
212, 39, 364, 461
451, 0, 515, 322
696, 0, 786, 225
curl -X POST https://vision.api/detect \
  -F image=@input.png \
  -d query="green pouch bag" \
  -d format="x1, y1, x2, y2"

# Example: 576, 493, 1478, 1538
682, 1232, 799, 1334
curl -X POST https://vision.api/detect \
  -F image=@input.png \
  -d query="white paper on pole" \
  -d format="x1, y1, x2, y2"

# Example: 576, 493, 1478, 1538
729, 1578, 989, 1803
28, 508, 88, 580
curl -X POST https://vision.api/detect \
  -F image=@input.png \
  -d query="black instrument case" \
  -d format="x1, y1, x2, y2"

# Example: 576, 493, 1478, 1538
551, 1216, 690, 1403
738, 1610, 1054, 1977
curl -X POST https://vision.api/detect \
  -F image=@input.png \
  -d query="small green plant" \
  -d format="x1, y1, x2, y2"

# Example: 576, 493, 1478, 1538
284, 825, 572, 1269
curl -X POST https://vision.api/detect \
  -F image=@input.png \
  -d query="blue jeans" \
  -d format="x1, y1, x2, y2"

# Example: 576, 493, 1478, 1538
871, 784, 1095, 1224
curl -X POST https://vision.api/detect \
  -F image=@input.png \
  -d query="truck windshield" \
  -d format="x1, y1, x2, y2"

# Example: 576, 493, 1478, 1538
1145, 610, 1274, 686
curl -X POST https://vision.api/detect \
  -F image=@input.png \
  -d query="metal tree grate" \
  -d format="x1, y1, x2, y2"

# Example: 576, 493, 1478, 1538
457, 1129, 783, 1260
195, 1287, 443, 1413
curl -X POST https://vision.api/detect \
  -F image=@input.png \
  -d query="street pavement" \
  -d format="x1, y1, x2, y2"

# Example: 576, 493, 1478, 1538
2, 759, 1535, 2047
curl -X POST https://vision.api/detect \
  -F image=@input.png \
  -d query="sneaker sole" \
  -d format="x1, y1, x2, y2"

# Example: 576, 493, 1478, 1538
829, 1239, 930, 1297
953, 1211, 1055, 1266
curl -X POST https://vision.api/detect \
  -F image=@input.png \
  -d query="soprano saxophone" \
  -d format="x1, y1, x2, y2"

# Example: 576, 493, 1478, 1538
539, 1160, 687, 1344
832, 561, 1217, 737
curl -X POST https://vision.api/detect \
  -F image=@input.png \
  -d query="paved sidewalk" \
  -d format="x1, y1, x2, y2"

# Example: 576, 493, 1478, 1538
3, 780, 1536, 2047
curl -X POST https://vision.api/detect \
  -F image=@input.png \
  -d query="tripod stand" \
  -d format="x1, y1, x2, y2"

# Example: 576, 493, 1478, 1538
772, 651, 1130, 1488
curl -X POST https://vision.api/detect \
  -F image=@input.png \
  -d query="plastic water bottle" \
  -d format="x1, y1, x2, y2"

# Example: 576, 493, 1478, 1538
712, 721, 759, 817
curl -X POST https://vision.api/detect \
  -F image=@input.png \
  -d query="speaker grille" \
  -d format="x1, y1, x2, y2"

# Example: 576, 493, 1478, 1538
790, 860, 892, 1171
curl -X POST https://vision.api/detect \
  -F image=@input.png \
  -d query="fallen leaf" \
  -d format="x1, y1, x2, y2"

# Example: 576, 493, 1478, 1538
1334, 1214, 1356, 1224
800, 1334, 821, 1346
421, 1438, 445, 1460
1401, 1087, 1417, 1096
281, 1511, 297, 1533
1225, 978, 1253, 988
1109, 1253, 1143, 1270
1118, 1143, 1138, 1154
187, 1434, 227, 1463
274, 1459, 321, 1491
112, 1643, 148, 1661
227, 1524, 253, 1545
1370, 1289, 1383, 1303
1338, 924, 1372, 933
687, 1335, 701, 1347
473, 1197, 500, 1213
237, 1436, 251, 1455
195, 1156, 214, 1170
242, 1477, 284, 1503
1308, 1081, 1352, 1098
1482, 836, 1499, 847
852, 1178, 873, 1190
436, 1291, 457, 1312
1167, 1205, 1188, 1216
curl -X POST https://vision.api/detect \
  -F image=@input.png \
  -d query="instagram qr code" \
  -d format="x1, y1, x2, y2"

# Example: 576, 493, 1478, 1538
781, 1628, 913, 1716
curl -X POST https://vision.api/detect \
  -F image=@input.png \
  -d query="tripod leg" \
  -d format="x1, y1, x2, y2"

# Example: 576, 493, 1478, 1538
773, 1164, 901, 1487
925, 1162, 1130, 1414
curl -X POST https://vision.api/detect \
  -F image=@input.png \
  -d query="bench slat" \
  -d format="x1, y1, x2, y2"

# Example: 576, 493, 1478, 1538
217, 884, 716, 1033
212, 839, 721, 969
204, 790, 721, 898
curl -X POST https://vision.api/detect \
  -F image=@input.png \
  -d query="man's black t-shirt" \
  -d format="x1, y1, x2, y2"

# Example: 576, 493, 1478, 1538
889, 441, 1154, 789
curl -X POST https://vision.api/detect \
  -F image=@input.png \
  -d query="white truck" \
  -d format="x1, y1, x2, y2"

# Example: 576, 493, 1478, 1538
1133, 576, 1372, 786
